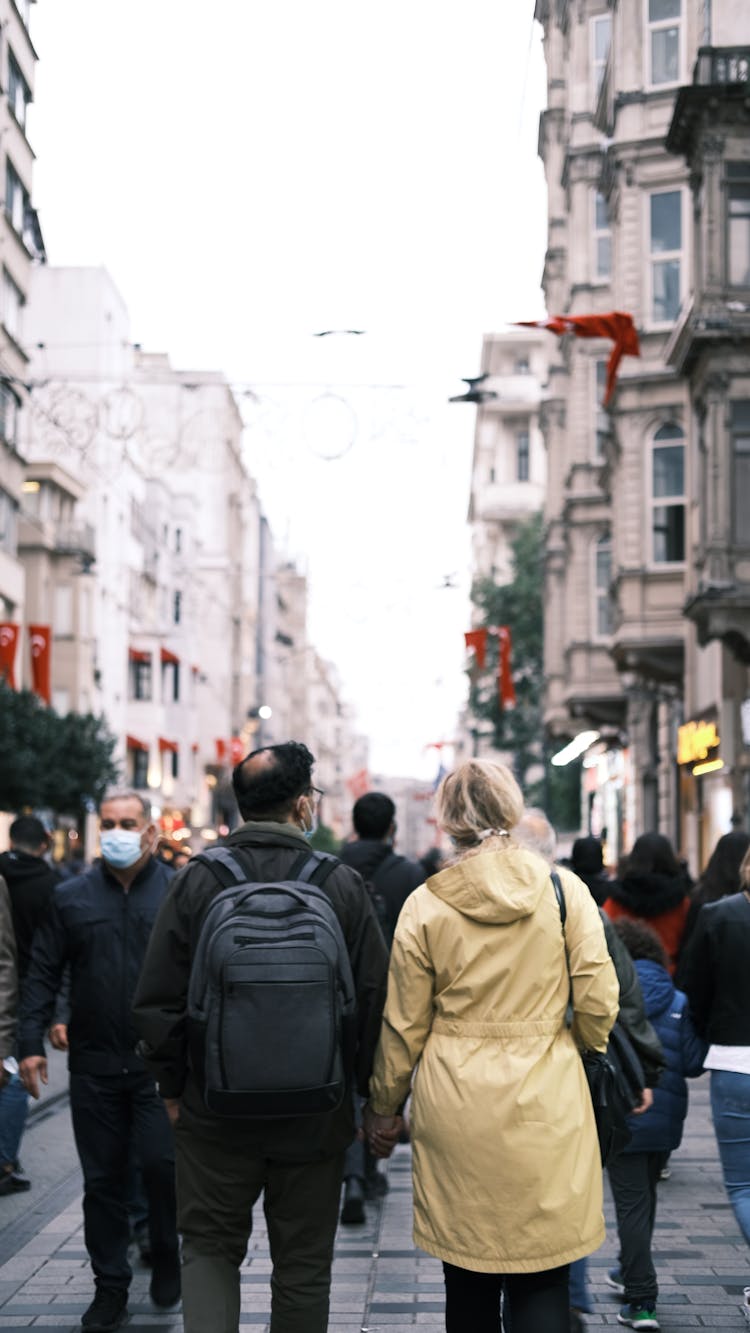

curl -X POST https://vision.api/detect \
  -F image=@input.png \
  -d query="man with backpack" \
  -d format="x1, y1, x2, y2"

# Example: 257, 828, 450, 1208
133, 741, 389, 1333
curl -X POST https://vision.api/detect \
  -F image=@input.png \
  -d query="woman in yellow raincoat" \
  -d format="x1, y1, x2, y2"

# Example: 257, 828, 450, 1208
365, 759, 619, 1333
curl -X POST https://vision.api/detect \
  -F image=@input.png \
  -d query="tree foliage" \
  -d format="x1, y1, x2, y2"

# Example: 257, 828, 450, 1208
0, 682, 119, 817
468, 512, 580, 831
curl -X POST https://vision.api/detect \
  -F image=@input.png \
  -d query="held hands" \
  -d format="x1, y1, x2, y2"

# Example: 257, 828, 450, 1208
363, 1103, 403, 1158
19, 1056, 48, 1100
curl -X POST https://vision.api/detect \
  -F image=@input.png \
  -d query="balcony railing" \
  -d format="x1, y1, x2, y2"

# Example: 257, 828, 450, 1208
54, 524, 96, 560
693, 46, 750, 87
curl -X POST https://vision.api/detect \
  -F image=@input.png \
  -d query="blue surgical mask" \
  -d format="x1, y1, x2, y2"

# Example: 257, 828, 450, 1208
100, 828, 143, 869
304, 811, 319, 842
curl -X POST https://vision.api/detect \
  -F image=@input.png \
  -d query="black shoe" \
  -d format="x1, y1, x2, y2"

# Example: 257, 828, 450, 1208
0, 1168, 31, 1195
570, 1310, 586, 1333
150, 1249, 181, 1308
133, 1220, 152, 1266
80, 1287, 128, 1331
340, 1176, 366, 1224
364, 1170, 389, 1200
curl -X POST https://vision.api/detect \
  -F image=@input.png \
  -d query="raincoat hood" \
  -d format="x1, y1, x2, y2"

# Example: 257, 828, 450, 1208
426, 847, 550, 924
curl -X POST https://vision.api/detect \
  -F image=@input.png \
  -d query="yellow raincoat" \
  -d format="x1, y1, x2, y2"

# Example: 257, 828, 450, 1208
369, 847, 619, 1273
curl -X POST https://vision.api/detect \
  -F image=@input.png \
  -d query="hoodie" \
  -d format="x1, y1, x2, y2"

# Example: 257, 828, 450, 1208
604, 870, 692, 974
0, 849, 62, 982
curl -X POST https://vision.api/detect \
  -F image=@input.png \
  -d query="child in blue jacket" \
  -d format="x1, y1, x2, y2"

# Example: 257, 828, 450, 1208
608, 918, 707, 1330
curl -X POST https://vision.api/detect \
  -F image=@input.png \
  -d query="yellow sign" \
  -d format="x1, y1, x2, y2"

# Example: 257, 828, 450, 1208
677, 719, 720, 766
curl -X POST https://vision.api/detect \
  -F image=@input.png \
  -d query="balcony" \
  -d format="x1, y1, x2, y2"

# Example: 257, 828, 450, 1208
667, 47, 750, 155
55, 524, 96, 562
684, 582, 750, 664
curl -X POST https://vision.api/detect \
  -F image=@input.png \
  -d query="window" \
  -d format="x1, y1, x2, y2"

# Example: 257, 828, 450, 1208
593, 191, 611, 279
131, 748, 149, 789
514, 356, 530, 375
651, 423, 685, 562
648, 0, 681, 86
591, 14, 611, 97
5, 159, 27, 235
594, 360, 609, 457
175, 527, 182, 554
732, 402, 750, 545
728, 163, 750, 287
2, 269, 23, 341
173, 590, 181, 624
8, 53, 30, 130
516, 428, 530, 482
130, 656, 152, 701
595, 536, 614, 636
0, 486, 18, 554
0, 384, 18, 446
649, 190, 682, 323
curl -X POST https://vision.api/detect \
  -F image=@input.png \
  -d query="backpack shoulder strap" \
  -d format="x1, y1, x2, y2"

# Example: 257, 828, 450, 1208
290, 849, 339, 890
550, 868, 567, 928
192, 846, 255, 890
193, 843, 340, 895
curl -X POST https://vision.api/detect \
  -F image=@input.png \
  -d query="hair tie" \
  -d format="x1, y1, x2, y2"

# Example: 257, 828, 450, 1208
476, 828, 509, 841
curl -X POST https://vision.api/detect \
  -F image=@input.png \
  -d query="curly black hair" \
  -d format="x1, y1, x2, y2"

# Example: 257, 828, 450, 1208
232, 741, 315, 821
613, 917, 668, 968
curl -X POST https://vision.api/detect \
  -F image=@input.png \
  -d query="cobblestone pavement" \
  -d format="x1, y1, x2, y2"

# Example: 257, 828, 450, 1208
0, 1080, 748, 1330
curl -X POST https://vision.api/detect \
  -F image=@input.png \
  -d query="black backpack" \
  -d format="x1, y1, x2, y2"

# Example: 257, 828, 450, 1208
186, 845, 357, 1118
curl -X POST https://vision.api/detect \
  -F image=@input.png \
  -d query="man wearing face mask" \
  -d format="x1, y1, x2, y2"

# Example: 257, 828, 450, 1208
18, 790, 179, 1333
133, 741, 389, 1333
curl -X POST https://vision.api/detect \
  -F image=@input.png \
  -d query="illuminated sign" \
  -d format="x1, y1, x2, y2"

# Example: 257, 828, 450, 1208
677, 718, 720, 766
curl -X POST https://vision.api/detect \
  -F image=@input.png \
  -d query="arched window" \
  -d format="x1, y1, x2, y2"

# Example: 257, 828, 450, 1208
651, 422, 685, 563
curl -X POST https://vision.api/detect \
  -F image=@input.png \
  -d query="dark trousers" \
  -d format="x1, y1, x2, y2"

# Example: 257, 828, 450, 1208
607, 1150, 665, 1308
443, 1260, 570, 1333
70, 1071, 177, 1291
175, 1120, 344, 1333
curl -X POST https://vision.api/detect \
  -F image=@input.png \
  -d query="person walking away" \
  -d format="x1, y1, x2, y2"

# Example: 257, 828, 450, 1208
365, 760, 620, 1333
337, 790, 424, 1221
676, 830, 750, 978
603, 833, 692, 974
0, 876, 21, 1195
569, 834, 612, 906
515, 809, 664, 1331
604, 920, 706, 1330
133, 741, 389, 1333
680, 844, 750, 1325
18, 791, 179, 1332
0, 816, 62, 1192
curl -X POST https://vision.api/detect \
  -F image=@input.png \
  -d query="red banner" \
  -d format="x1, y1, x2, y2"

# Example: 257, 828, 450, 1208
215, 739, 227, 765
496, 626, 516, 710
464, 628, 488, 670
346, 768, 370, 800
516, 311, 640, 405
0, 623, 19, 688
28, 624, 51, 704
229, 737, 244, 765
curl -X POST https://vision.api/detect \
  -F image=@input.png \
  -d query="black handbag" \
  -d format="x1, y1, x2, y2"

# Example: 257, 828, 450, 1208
551, 870, 644, 1166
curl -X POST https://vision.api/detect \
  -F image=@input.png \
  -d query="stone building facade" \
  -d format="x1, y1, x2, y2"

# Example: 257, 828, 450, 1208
534, 0, 749, 867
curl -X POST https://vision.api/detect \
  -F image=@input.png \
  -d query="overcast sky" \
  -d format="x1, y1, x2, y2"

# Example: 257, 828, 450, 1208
29, 1, 547, 778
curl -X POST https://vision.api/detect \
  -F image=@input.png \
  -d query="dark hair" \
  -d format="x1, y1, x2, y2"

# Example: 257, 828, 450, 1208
613, 918, 668, 968
353, 793, 395, 839
571, 836, 604, 875
694, 830, 750, 908
9, 815, 49, 850
625, 832, 681, 880
232, 742, 314, 820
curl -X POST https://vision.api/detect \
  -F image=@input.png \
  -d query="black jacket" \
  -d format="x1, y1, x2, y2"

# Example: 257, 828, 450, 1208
132, 820, 390, 1159
338, 839, 424, 943
17, 857, 174, 1075
0, 850, 62, 983
680, 892, 750, 1045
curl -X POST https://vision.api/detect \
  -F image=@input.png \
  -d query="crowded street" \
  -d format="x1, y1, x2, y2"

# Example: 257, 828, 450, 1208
0, 1054, 747, 1330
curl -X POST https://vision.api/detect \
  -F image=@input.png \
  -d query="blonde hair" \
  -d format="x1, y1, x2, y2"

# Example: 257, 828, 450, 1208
435, 759, 524, 856
741, 845, 750, 889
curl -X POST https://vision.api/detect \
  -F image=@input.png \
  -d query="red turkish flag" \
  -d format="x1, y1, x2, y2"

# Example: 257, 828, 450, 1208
464, 628, 488, 670
516, 311, 640, 405
0, 623, 19, 688
229, 736, 245, 765
495, 626, 516, 710
28, 625, 51, 704
215, 738, 227, 765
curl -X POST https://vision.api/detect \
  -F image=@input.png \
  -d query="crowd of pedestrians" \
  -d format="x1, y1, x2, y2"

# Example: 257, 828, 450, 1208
0, 743, 749, 1332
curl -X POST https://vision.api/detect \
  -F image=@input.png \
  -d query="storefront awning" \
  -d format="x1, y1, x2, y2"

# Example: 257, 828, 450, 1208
160, 648, 180, 665
126, 735, 149, 752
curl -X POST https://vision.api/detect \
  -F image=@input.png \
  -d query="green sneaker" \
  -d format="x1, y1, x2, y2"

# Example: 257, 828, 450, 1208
617, 1305, 660, 1329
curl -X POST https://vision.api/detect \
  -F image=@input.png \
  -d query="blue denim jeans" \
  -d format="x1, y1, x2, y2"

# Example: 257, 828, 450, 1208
568, 1257, 592, 1313
0, 1070, 29, 1167
710, 1069, 750, 1245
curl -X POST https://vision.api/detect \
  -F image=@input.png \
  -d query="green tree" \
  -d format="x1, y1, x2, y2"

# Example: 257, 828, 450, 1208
0, 682, 119, 817
467, 513, 580, 831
